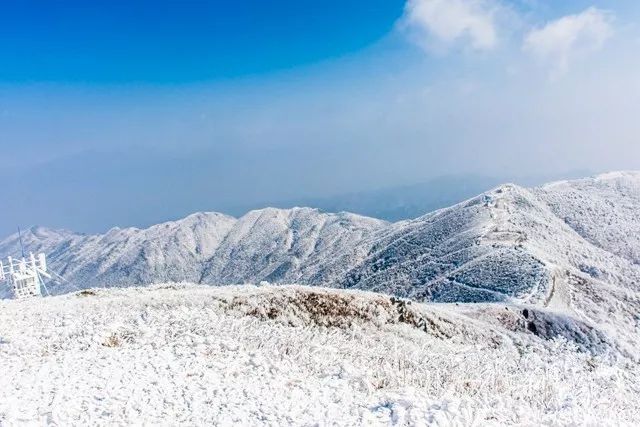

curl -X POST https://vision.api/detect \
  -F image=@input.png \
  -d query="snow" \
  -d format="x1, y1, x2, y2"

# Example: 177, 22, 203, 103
1, 284, 638, 425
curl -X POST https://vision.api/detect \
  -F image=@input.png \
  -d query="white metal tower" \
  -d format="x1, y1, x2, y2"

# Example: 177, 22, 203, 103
0, 253, 51, 299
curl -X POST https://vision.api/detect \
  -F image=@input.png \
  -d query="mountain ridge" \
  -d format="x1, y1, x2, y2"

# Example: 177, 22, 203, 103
1, 172, 639, 314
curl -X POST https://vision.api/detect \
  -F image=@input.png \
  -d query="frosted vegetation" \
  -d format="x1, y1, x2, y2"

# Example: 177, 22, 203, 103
1, 285, 638, 425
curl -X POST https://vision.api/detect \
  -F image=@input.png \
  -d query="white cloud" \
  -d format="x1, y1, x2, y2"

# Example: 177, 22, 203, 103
403, 0, 500, 52
523, 7, 613, 76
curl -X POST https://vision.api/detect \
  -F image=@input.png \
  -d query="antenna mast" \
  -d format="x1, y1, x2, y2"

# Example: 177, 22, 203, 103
17, 226, 25, 259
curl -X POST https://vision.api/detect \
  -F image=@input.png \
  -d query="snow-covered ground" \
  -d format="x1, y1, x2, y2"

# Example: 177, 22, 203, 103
1, 284, 638, 425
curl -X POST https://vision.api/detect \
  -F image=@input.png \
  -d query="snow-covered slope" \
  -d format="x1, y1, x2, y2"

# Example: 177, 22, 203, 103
343, 174, 640, 304
200, 208, 386, 285
1, 284, 637, 425
535, 171, 640, 265
56, 212, 237, 288
338, 174, 640, 355
0, 226, 85, 261
340, 185, 550, 303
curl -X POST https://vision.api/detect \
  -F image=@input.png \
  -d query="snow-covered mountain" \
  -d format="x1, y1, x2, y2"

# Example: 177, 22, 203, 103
343, 172, 640, 303
335, 172, 640, 355
0, 226, 84, 261
2, 172, 639, 324
198, 208, 387, 285
0, 208, 387, 296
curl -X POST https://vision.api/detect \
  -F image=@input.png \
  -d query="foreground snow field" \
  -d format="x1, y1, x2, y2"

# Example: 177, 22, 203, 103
1, 284, 638, 426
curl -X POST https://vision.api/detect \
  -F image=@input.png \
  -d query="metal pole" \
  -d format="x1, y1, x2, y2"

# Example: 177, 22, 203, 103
18, 227, 25, 259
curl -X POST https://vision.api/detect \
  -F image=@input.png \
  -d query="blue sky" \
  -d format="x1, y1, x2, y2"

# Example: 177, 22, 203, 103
2, 0, 640, 235
0, 0, 406, 82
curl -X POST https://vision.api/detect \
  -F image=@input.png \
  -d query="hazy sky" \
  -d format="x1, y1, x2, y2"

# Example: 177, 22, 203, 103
2, 0, 640, 236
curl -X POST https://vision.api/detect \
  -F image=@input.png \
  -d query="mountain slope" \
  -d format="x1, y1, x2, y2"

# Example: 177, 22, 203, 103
0, 209, 386, 295
0, 213, 236, 297
535, 171, 640, 265
200, 208, 387, 285
339, 185, 550, 303
56, 212, 238, 289
0, 226, 85, 261
340, 174, 640, 302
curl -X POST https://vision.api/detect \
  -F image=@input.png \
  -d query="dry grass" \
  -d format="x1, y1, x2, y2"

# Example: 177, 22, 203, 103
226, 288, 455, 339
77, 289, 97, 297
